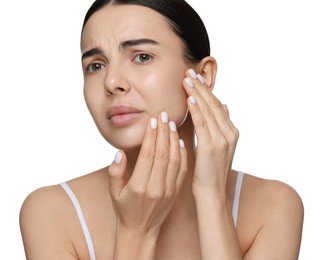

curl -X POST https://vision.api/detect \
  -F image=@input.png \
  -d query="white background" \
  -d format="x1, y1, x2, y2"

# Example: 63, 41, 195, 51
1, 0, 327, 258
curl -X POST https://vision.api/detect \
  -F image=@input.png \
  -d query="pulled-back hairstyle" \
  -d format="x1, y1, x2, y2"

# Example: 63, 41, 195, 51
82, 0, 210, 63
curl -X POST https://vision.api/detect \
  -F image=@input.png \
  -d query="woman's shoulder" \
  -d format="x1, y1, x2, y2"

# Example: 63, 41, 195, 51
19, 181, 76, 258
20, 167, 109, 216
20, 183, 67, 222
242, 172, 303, 208
19, 167, 113, 259
236, 172, 304, 257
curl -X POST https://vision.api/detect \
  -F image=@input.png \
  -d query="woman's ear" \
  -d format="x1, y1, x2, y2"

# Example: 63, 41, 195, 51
196, 56, 217, 91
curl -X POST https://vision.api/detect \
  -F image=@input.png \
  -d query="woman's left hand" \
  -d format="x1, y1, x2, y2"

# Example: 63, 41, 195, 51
183, 68, 239, 198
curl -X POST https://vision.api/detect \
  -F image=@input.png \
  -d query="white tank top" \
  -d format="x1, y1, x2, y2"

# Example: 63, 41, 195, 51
60, 171, 244, 260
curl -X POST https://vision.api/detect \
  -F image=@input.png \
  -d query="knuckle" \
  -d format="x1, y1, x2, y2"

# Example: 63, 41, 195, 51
208, 96, 221, 107
169, 155, 181, 168
227, 129, 239, 145
203, 105, 214, 117
148, 189, 164, 201
234, 127, 240, 140
215, 138, 228, 151
156, 147, 170, 160
141, 147, 155, 160
130, 184, 146, 195
195, 118, 207, 128
165, 188, 175, 198
107, 167, 115, 177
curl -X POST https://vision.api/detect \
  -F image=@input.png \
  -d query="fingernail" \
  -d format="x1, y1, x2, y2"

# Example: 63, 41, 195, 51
179, 139, 185, 149
184, 77, 194, 88
169, 121, 177, 132
161, 111, 168, 123
188, 68, 197, 79
150, 118, 157, 129
188, 96, 197, 105
197, 74, 205, 84
114, 151, 122, 164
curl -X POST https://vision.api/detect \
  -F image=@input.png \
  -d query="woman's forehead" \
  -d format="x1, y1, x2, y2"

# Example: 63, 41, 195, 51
81, 4, 177, 51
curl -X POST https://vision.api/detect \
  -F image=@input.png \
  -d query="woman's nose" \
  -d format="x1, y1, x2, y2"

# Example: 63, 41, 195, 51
104, 67, 130, 95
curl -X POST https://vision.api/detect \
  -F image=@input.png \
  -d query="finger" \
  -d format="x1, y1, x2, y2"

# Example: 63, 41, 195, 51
108, 150, 127, 198
148, 112, 170, 195
129, 117, 158, 188
175, 139, 188, 191
185, 94, 214, 147
165, 121, 181, 192
183, 71, 222, 144
183, 70, 237, 141
221, 104, 239, 138
190, 70, 237, 134
222, 104, 229, 117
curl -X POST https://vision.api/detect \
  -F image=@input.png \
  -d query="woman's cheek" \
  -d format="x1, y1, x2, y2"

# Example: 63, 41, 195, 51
104, 117, 149, 150
168, 85, 189, 127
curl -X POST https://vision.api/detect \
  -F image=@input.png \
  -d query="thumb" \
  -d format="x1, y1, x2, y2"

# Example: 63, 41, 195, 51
108, 150, 127, 198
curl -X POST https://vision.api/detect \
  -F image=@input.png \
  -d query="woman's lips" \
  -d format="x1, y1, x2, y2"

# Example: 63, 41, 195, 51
106, 105, 144, 126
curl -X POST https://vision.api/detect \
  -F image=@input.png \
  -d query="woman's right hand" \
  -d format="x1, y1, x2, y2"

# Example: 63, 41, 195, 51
107, 112, 188, 238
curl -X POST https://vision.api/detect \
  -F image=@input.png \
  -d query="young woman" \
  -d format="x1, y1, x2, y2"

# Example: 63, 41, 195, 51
20, 0, 304, 259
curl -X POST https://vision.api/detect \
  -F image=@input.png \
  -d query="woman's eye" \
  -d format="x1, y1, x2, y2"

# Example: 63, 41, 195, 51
134, 53, 153, 64
86, 63, 105, 73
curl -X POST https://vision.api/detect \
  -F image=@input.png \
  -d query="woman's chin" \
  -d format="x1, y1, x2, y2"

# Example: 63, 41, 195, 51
107, 136, 142, 152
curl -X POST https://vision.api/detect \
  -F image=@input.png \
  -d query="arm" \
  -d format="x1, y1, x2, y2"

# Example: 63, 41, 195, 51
183, 67, 242, 259
183, 67, 303, 259
194, 190, 242, 260
244, 181, 304, 260
20, 186, 78, 260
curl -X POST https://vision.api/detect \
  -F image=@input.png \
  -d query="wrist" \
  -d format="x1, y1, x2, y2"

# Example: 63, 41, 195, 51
193, 182, 227, 199
114, 224, 159, 260
193, 186, 230, 209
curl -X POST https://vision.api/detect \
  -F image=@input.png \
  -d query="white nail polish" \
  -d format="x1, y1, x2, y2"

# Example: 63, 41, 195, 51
150, 118, 158, 129
188, 96, 197, 105
197, 74, 205, 84
161, 111, 168, 123
188, 69, 197, 79
114, 151, 122, 164
179, 139, 185, 149
185, 78, 194, 88
169, 121, 177, 132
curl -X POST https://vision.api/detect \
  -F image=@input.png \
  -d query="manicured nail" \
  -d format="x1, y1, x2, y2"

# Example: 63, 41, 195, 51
169, 121, 177, 132
161, 111, 168, 123
197, 74, 205, 84
150, 117, 158, 129
188, 68, 197, 79
184, 77, 194, 88
188, 96, 197, 105
179, 139, 185, 149
114, 151, 122, 164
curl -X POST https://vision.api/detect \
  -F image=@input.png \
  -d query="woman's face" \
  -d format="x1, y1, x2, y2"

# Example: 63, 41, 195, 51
81, 4, 190, 150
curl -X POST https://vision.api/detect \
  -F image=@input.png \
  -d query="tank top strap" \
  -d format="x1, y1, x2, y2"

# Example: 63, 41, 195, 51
59, 182, 96, 260
232, 171, 245, 227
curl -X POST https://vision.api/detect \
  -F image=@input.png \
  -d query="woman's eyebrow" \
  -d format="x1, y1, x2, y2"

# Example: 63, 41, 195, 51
119, 38, 160, 50
81, 47, 104, 61
81, 39, 159, 60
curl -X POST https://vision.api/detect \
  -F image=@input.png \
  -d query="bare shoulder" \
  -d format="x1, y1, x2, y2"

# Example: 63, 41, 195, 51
238, 173, 304, 259
242, 173, 304, 219
19, 167, 112, 259
19, 183, 78, 259
20, 184, 69, 228
243, 173, 303, 207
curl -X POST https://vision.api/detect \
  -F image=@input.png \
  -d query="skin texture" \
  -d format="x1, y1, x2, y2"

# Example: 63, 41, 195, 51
20, 4, 304, 260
